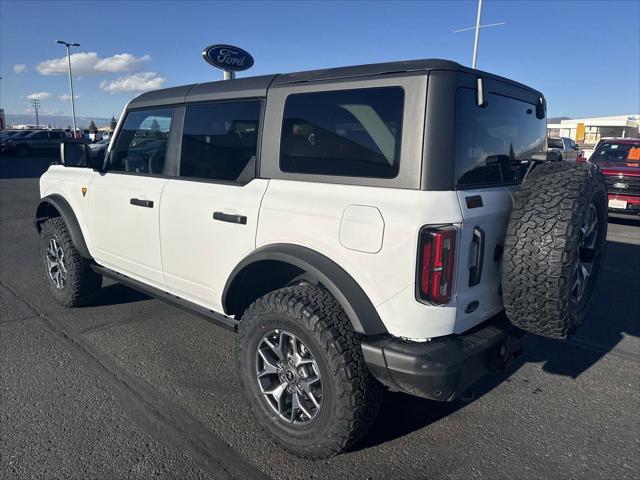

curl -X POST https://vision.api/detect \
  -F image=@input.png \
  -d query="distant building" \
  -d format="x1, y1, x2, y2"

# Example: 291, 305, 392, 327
547, 114, 639, 157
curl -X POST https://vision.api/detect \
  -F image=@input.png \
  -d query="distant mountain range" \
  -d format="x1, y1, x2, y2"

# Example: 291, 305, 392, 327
4, 113, 113, 129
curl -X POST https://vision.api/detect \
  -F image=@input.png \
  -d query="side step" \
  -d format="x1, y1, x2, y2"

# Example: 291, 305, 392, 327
91, 264, 238, 332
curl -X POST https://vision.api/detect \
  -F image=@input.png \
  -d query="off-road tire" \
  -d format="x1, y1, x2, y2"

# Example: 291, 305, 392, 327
502, 162, 607, 337
40, 218, 102, 307
236, 285, 383, 459
16, 145, 30, 158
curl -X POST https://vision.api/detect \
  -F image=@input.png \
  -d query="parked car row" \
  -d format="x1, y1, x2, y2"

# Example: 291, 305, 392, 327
0, 128, 110, 157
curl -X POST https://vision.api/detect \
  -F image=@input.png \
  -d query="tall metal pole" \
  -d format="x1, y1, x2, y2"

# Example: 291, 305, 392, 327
65, 45, 78, 134
57, 40, 80, 135
471, 0, 483, 69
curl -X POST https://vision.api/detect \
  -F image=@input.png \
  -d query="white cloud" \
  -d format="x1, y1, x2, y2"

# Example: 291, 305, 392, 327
99, 72, 165, 95
26, 92, 52, 100
95, 53, 151, 72
36, 52, 151, 76
37, 52, 99, 75
57, 94, 79, 101
13, 64, 27, 74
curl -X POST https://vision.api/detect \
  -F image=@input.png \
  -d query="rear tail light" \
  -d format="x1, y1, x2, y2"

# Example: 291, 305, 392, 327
417, 226, 457, 304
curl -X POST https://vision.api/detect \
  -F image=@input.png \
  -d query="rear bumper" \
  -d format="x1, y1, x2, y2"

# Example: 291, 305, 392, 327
361, 312, 524, 401
608, 194, 640, 216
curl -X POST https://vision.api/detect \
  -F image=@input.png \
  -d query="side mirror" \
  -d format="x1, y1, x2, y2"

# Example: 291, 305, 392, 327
60, 141, 95, 168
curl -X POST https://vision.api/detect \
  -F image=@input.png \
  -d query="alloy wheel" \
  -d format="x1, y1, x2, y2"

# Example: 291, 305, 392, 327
255, 329, 322, 424
572, 203, 599, 304
45, 237, 67, 289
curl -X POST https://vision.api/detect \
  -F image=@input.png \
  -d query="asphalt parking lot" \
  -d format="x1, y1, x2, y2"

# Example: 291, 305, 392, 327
0, 155, 638, 480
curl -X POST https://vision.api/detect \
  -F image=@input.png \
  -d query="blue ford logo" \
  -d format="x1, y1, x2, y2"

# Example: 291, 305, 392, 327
202, 44, 254, 72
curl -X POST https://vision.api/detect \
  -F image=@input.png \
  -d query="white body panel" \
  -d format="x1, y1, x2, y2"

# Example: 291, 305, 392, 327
88, 172, 168, 285
159, 178, 268, 310
256, 179, 472, 339
39, 165, 97, 250
40, 164, 513, 340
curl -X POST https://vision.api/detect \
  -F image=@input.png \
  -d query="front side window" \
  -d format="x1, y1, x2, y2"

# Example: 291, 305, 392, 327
110, 108, 174, 174
455, 88, 546, 188
279, 87, 404, 178
179, 100, 261, 182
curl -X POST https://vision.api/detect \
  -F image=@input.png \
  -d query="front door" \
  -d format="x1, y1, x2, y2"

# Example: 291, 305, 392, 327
89, 107, 175, 286
159, 99, 266, 310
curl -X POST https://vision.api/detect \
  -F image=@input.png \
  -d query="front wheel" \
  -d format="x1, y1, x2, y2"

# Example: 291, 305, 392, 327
236, 285, 382, 459
40, 218, 102, 307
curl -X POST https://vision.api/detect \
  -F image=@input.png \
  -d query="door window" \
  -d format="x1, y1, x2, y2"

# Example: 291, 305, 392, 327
279, 87, 404, 178
179, 100, 261, 183
110, 108, 174, 174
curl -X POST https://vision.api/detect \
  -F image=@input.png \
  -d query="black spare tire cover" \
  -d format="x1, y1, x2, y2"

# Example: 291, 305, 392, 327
501, 162, 607, 338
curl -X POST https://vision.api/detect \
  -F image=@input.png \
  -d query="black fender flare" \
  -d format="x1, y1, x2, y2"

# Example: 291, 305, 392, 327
222, 244, 388, 335
34, 194, 92, 259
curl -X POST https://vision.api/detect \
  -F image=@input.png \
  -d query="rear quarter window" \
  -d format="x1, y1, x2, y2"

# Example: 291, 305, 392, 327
279, 87, 404, 178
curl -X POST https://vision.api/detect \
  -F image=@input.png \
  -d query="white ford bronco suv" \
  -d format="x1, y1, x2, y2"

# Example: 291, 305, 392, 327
36, 59, 607, 459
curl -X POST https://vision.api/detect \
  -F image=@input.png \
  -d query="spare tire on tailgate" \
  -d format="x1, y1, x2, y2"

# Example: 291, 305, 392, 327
501, 162, 607, 338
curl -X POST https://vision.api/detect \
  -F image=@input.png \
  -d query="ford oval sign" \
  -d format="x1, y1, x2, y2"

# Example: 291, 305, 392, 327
202, 44, 254, 72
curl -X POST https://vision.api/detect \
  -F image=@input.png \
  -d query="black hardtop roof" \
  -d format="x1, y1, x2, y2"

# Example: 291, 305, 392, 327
127, 58, 542, 109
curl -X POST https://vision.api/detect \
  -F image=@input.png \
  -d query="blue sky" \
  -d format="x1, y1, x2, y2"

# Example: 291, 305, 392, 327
1, 0, 639, 121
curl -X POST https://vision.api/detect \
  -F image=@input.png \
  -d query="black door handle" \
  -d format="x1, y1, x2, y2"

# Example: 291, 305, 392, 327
213, 211, 247, 225
469, 226, 485, 287
130, 198, 154, 208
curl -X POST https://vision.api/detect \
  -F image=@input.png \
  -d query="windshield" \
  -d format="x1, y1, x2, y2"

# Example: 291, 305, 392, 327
547, 138, 564, 149
591, 141, 640, 164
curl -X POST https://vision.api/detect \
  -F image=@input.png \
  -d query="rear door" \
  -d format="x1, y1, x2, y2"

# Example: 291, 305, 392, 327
452, 85, 546, 331
159, 99, 267, 311
89, 107, 174, 286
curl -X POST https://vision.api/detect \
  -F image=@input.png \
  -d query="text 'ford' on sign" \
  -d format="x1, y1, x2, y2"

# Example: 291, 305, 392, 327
202, 44, 254, 72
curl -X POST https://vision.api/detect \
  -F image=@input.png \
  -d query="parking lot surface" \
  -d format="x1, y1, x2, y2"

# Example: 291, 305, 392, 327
1, 155, 638, 479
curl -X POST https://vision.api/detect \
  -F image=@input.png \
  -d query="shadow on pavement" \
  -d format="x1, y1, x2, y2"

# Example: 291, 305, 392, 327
91, 282, 151, 307
359, 234, 640, 449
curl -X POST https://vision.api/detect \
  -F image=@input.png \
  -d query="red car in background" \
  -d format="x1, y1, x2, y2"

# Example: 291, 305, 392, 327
589, 138, 640, 217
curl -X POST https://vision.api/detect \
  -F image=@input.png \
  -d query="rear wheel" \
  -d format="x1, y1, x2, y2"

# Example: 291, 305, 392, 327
236, 285, 382, 459
502, 162, 607, 337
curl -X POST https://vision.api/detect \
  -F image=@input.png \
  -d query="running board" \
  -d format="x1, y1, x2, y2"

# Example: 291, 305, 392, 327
91, 265, 238, 332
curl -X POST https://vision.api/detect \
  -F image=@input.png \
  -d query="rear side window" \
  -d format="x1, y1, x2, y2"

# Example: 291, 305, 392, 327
110, 108, 174, 174
279, 87, 404, 178
179, 100, 261, 183
547, 138, 564, 149
455, 88, 546, 188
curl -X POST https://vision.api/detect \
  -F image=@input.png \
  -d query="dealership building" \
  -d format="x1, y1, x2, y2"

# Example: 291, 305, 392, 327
547, 114, 639, 157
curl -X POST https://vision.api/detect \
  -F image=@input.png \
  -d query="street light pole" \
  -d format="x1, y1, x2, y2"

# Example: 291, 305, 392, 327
56, 40, 80, 135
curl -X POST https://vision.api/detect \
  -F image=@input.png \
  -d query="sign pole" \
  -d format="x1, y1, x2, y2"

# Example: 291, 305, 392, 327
224, 70, 235, 80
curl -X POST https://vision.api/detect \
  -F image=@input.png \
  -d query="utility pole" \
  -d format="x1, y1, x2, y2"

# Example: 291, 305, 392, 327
453, 0, 505, 69
31, 99, 40, 127
56, 40, 80, 135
